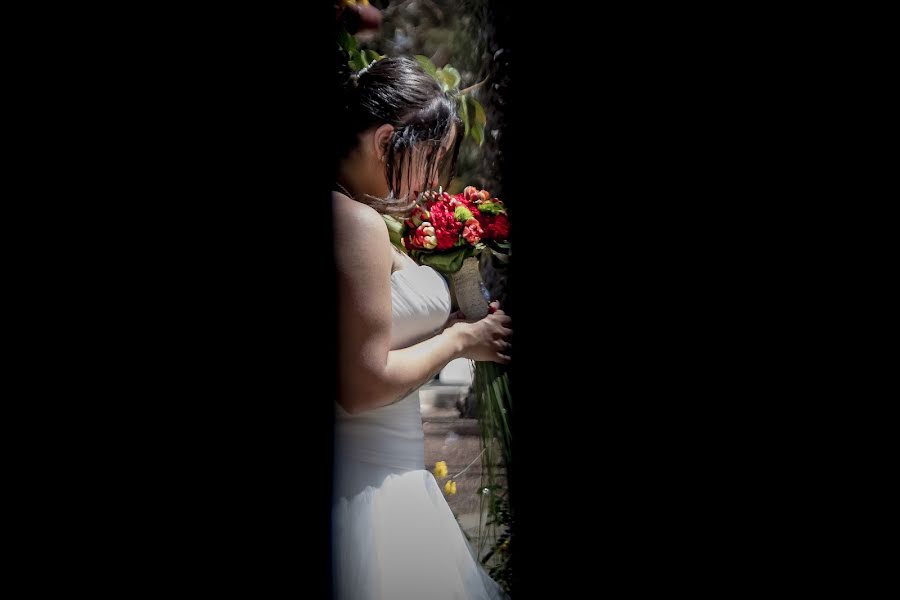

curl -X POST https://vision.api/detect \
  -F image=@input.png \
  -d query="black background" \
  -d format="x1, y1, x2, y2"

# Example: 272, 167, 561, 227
28, 2, 853, 597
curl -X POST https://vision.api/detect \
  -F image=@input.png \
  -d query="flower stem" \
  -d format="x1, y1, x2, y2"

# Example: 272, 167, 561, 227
451, 446, 487, 479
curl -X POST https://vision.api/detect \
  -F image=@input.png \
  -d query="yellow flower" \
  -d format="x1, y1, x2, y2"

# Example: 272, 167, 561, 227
444, 480, 457, 495
434, 461, 448, 479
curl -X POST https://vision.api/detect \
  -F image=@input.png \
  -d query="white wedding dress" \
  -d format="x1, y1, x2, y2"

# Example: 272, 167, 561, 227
332, 251, 507, 599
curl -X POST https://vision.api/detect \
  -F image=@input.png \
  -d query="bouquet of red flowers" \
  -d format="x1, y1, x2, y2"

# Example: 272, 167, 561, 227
398, 185, 510, 277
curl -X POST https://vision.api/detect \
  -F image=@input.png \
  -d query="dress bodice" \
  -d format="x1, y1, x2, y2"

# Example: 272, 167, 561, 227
333, 251, 451, 496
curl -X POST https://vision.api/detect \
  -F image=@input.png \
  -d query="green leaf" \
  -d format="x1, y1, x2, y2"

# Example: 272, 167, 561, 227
415, 55, 438, 78
477, 201, 505, 215
348, 50, 367, 72
365, 49, 383, 63
471, 122, 485, 146
470, 98, 487, 127
410, 246, 475, 275
439, 66, 461, 90
489, 248, 509, 263
459, 95, 470, 137
382, 215, 405, 248
337, 29, 358, 54
487, 240, 512, 256
493, 236, 512, 252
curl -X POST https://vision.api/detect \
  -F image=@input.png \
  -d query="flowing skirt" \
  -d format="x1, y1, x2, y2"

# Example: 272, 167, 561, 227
332, 469, 507, 600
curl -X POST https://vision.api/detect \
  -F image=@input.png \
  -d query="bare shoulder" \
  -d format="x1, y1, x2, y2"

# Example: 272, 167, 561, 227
332, 192, 390, 242
332, 192, 391, 274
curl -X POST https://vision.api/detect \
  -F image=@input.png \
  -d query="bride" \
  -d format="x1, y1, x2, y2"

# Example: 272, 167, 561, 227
332, 56, 513, 599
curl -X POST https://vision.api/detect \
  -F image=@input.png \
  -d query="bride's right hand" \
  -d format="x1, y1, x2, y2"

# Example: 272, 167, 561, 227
447, 302, 513, 364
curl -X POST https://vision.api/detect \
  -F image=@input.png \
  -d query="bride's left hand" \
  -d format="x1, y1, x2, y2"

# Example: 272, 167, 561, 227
440, 301, 501, 331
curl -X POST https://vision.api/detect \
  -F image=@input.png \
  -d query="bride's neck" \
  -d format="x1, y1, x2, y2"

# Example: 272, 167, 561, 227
336, 160, 369, 200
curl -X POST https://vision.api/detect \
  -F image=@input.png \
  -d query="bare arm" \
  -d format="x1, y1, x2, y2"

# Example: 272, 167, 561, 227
333, 194, 511, 415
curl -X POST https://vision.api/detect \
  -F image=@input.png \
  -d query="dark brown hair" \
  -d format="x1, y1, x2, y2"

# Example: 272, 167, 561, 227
338, 57, 463, 214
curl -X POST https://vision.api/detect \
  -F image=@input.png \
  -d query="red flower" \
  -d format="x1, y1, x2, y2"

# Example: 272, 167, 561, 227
409, 204, 430, 227
404, 222, 438, 250
462, 218, 483, 245
452, 193, 481, 216
476, 213, 511, 241
426, 201, 462, 250
435, 229, 458, 250
488, 213, 510, 240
